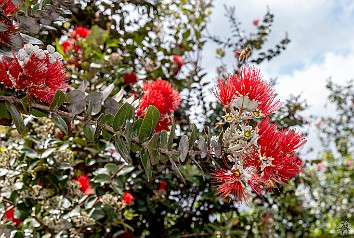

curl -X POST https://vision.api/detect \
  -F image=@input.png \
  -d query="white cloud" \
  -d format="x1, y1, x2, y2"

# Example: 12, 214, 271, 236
203, 1, 354, 159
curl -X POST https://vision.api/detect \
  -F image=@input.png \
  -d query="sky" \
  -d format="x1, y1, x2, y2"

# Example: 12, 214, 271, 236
203, 0, 354, 159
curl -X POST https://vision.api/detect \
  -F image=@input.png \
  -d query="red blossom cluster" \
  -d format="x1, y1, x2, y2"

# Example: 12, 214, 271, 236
4, 208, 22, 226
0, 0, 21, 52
0, 44, 68, 103
123, 72, 138, 84
212, 66, 306, 203
61, 27, 91, 66
76, 173, 94, 196
214, 66, 281, 116
137, 79, 181, 133
0, 0, 19, 15
253, 19, 260, 26
122, 191, 134, 204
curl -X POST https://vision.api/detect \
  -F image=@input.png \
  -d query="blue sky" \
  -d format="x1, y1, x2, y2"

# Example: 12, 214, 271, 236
203, 0, 354, 159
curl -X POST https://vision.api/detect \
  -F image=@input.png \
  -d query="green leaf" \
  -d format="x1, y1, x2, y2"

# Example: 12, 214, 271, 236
50, 90, 66, 110
133, 119, 143, 135
168, 118, 176, 150
189, 124, 198, 147
94, 174, 110, 183
105, 163, 119, 173
55, 38, 65, 55
5, 102, 26, 135
52, 115, 68, 134
0, 102, 10, 119
138, 106, 160, 141
124, 120, 132, 151
14, 208, 31, 220
141, 151, 152, 181
20, 95, 29, 113
29, 108, 49, 117
83, 125, 95, 142
147, 134, 159, 166
178, 135, 189, 163
113, 103, 134, 131
114, 136, 131, 163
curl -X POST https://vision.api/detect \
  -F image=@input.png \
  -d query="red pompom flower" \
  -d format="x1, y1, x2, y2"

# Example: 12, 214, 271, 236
172, 55, 184, 69
0, 0, 19, 15
213, 78, 236, 106
137, 79, 181, 133
4, 208, 22, 226
0, 44, 68, 103
72, 27, 91, 39
122, 191, 134, 204
253, 19, 260, 26
76, 173, 94, 196
230, 66, 281, 116
123, 72, 138, 84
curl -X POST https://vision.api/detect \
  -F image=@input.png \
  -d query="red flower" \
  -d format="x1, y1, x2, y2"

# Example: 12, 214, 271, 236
0, 44, 68, 103
159, 181, 168, 191
246, 117, 305, 186
123, 72, 138, 84
0, 0, 19, 15
61, 41, 72, 53
72, 27, 91, 39
76, 173, 94, 195
212, 168, 249, 204
230, 66, 281, 115
234, 49, 241, 58
122, 192, 134, 204
213, 78, 236, 106
4, 208, 22, 226
172, 55, 184, 68
0, 13, 21, 52
137, 80, 181, 132
253, 19, 260, 26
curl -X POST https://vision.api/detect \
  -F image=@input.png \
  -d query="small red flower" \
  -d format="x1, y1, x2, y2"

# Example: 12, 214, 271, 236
123, 72, 138, 84
137, 80, 181, 132
122, 192, 134, 204
159, 181, 168, 191
61, 41, 72, 53
0, 44, 68, 103
76, 173, 94, 195
72, 27, 91, 39
4, 208, 22, 226
230, 66, 281, 115
213, 78, 236, 106
253, 19, 260, 26
0, 0, 19, 15
212, 168, 249, 204
234, 49, 241, 58
250, 117, 305, 185
0, 13, 21, 52
172, 55, 184, 68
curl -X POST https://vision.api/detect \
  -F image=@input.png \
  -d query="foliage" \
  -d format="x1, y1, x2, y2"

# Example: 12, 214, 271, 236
1, 1, 350, 238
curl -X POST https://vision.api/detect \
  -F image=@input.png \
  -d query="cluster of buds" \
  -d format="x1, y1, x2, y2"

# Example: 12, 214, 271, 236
0, 43, 68, 103
61, 26, 91, 67
212, 66, 306, 203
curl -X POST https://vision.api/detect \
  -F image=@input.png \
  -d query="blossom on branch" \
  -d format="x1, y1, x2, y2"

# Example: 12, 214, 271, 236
0, 44, 68, 103
137, 79, 181, 133
4, 208, 22, 226
231, 66, 281, 116
0, 0, 19, 15
123, 72, 138, 84
76, 173, 94, 196
122, 191, 134, 204
71, 27, 91, 39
